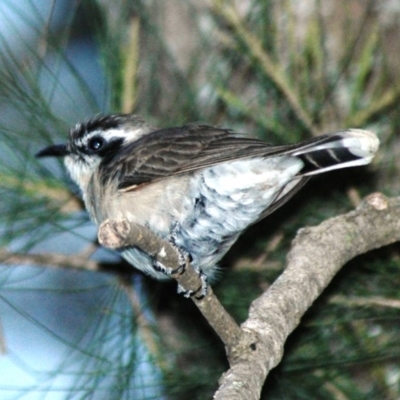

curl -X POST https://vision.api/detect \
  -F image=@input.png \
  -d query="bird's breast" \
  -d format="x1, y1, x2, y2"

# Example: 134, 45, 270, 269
92, 174, 194, 236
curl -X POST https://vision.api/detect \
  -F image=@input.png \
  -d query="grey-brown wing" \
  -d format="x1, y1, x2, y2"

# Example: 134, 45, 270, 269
99, 124, 325, 189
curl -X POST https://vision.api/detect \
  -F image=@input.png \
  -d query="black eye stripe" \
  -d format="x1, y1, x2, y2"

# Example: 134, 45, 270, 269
99, 138, 124, 160
73, 137, 124, 158
74, 136, 105, 155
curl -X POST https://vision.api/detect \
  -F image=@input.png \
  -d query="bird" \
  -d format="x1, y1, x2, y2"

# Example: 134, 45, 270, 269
36, 113, 379, 287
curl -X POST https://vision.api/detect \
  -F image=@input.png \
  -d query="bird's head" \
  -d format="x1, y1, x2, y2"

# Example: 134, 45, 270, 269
36, 113, 154, 191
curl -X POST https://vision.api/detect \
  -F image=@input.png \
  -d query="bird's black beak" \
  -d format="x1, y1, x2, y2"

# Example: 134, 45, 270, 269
35, 144, 69, 158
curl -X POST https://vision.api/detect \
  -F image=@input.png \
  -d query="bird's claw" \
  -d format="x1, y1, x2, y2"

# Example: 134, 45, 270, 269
177, 270, 208, 300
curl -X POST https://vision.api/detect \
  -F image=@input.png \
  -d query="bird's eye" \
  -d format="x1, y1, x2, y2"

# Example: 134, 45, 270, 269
88, 137, 104, 152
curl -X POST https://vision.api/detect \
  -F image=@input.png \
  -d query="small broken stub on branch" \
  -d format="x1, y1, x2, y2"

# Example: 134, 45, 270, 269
98, 219, 131, 249
365, 192, 388, 210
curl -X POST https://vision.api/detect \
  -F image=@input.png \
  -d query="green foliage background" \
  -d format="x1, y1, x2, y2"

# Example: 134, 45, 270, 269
1, 0, 400, 399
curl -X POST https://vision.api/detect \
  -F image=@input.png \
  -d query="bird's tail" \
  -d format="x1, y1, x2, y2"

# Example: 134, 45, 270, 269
291, 129, 379, 176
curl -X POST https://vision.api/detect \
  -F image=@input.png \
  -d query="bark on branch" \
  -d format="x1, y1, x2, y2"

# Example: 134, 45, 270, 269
97, 192, 399, 400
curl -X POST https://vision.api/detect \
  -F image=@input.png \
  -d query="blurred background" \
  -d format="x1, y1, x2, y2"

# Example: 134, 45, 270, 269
0, 0, 399, 399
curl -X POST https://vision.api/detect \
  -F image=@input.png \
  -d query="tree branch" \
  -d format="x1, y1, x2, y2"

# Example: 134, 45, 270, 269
97, 219, 246, 360
214, 192, 400, 399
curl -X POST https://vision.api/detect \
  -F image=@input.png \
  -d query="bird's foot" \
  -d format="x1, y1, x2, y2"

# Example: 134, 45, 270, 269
177, 269, 208, 299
